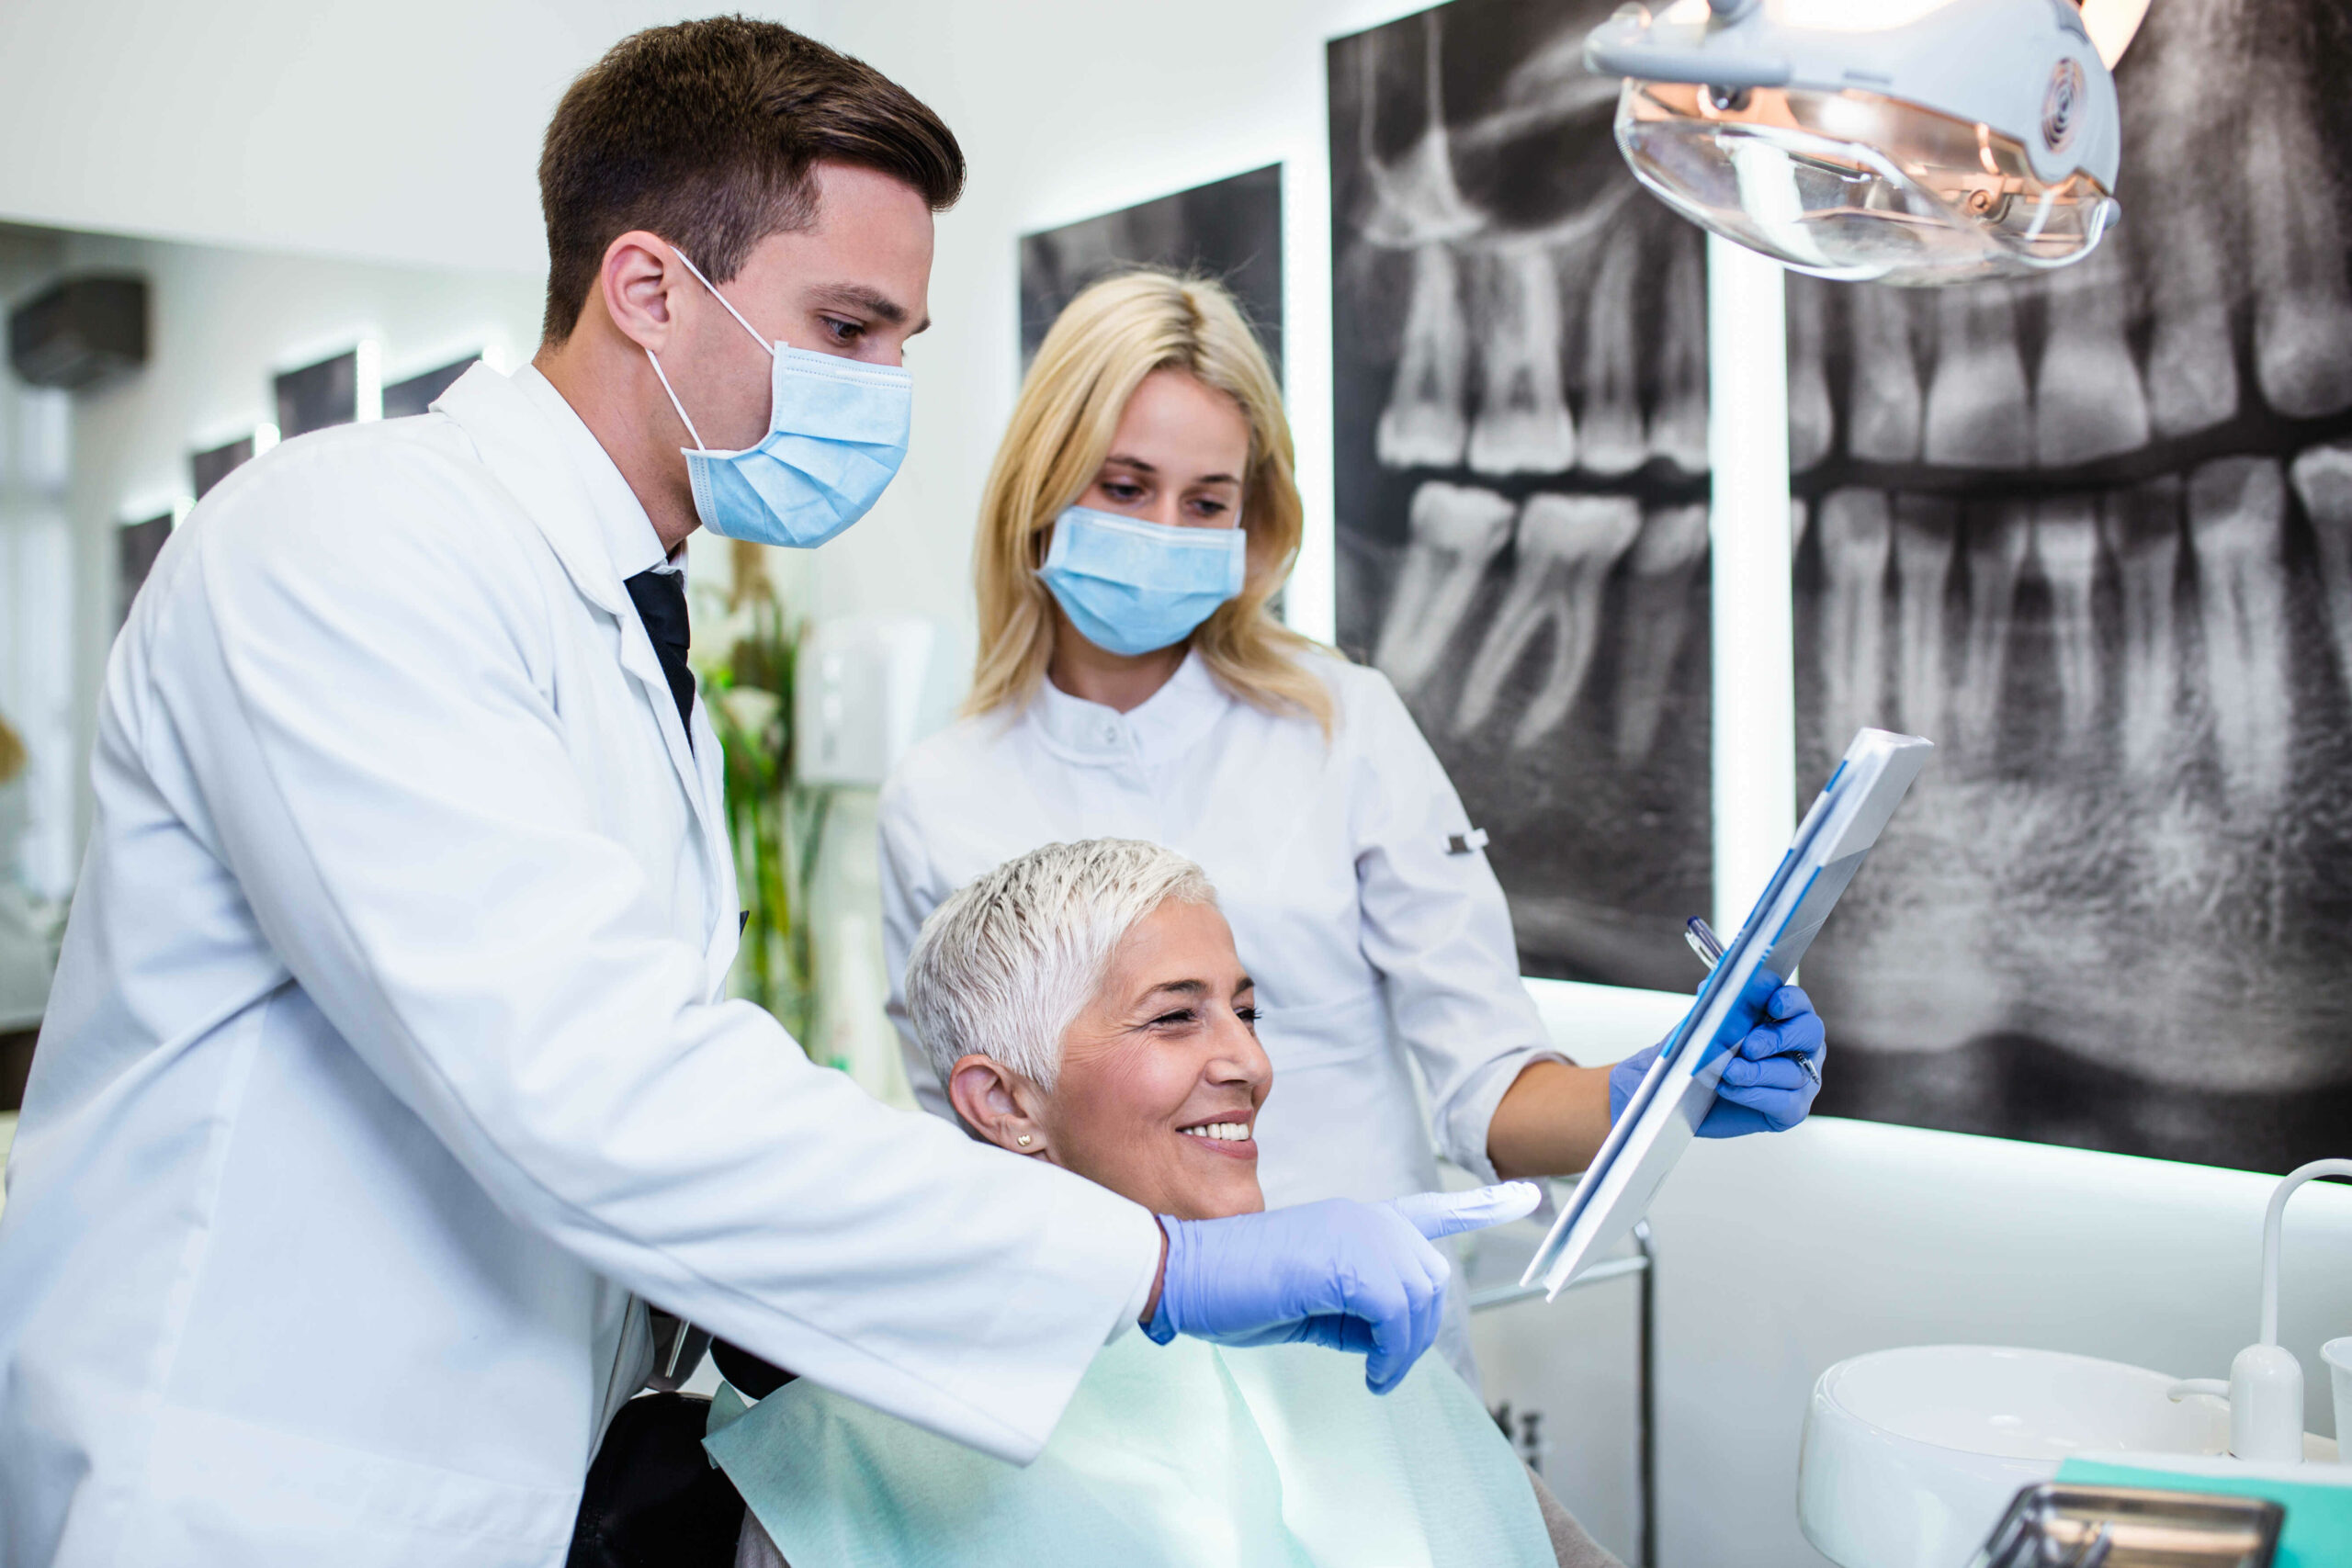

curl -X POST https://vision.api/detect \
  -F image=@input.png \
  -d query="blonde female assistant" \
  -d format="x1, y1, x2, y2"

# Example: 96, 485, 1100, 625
877, 270, 1824, 1376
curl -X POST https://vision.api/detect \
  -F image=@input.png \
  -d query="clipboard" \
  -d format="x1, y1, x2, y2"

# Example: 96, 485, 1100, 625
1521, 727, 1934, 1299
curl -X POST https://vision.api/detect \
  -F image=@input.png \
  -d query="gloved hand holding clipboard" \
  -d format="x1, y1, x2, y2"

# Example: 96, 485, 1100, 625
1522, 728, 1935, 1299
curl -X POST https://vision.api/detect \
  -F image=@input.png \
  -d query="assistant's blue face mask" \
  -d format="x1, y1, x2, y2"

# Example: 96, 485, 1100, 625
1038, 505, 1248, 658
645, 247, 912, 549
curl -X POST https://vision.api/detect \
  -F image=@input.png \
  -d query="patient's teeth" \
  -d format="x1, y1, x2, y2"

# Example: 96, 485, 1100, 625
2032, 497, 2104, 736
2290, 442, 2352, 689
1952, 501, 2032, 755
2245, 77, 2352, 419
1923, 285, 2030, 468
1614, 503, 1709, 762
1649, 230, 1711, 475
1577, 228, 1648, 477
2106, 478, 2184, 778
1785, 280, 1834, 475
1467, 247, 1577, 475
1456, 493, 1642, 747
1888, 495, 1957, 744
1816, 490, 1892, 755
1378, 244, 1472, 469
2034, 250, 2151, 468
1848, 288, 1923, 465
1374, 482, 1517, 698
2187, 457, 2290, 804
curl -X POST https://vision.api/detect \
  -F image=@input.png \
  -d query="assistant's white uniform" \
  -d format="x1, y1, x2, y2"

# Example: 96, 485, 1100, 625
878, 650, 1567, 1371
0, 366, 1159, 1568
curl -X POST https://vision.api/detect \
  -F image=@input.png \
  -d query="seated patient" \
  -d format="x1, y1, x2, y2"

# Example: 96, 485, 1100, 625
709, 839, 1622, 1568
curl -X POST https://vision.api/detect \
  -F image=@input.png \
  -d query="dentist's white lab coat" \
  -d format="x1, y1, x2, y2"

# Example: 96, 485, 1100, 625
878, 650, 1567, 1371
0, 365, 1159, 1568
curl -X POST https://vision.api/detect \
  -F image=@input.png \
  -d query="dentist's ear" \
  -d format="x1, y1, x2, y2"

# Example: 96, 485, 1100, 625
598, 229, 690, 355
947, 1054, 1048, 1156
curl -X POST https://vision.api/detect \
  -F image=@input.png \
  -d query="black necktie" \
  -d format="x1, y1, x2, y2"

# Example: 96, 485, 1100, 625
623, 567, 695, 744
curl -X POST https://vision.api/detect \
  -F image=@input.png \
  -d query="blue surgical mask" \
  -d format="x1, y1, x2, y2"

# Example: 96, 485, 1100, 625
645, 247, 912, 549
1037, 505, 1248, 658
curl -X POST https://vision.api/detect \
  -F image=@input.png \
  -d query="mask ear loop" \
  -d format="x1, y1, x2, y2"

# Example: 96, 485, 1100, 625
667, 245, 778, 359
643, 348, 708, 453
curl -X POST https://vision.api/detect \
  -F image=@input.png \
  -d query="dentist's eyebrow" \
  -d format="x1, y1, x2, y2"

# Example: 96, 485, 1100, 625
809, 283, 926, 333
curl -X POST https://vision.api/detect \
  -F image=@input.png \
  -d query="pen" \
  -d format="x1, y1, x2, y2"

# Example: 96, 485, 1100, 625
1684, 916, 1820, 1087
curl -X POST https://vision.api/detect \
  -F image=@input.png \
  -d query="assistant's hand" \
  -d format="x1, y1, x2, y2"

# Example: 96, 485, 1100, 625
1606, 985, 1826, 1137
1148, 1182, 1542, 1393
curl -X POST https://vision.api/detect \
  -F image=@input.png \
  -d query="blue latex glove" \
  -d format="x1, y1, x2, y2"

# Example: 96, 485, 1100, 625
1606, 984, 1826, 1137
1147, 1181, 1543, 1393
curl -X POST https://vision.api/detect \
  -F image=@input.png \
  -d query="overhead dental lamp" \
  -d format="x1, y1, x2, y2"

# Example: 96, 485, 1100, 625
1585, 0, 2134, 284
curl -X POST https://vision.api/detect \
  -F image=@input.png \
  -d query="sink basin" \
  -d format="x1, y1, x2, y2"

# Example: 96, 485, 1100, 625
1798, 1346, 2230, 1568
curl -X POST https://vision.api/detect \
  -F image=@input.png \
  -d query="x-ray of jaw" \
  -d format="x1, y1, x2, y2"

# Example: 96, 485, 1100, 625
1791, 0, 2352, 1174
1330, 0, 1713, 993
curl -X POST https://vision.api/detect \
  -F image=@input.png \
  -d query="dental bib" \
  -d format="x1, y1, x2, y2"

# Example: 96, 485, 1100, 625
706, 1331, 1554, 1568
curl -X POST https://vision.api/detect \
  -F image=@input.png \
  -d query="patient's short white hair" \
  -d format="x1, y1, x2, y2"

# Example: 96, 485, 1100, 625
905, 839, 1217, 1091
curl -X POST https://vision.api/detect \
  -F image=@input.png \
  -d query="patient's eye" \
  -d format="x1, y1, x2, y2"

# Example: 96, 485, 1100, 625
1236, 1005, 1261, 1028
1148, 1007, 1199, 1029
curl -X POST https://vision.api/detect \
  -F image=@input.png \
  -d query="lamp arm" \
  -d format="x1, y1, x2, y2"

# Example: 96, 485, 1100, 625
2260, 1158, 2352, 1346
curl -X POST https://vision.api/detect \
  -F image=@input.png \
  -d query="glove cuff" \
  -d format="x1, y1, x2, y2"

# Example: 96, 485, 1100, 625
1143, 1215, 1183, 1345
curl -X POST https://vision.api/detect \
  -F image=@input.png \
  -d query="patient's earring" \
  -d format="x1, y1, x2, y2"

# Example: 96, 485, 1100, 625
1016, 1134, 1034, 1147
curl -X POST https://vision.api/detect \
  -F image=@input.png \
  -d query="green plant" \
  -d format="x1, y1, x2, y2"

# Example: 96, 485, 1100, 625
698, 594, 831, 1049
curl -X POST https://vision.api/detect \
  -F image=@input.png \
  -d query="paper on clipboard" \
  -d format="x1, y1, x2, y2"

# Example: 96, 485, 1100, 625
1521, 728, 1934, 1299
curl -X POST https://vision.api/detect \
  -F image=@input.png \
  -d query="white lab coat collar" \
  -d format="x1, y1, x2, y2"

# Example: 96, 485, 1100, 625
433, 361, 726, 939
432, 362, 662, 615
1030, 648, 1232, 773
507, 365, 675, 581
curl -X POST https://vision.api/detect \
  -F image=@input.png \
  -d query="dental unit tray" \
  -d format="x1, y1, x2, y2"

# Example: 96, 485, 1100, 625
1521, 728, 1933, 1299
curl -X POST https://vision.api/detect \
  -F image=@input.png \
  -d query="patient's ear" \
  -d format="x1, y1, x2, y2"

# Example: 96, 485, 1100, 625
948, 1055, 1046, 1156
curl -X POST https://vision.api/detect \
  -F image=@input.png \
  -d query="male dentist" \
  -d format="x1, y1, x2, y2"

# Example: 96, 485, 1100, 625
0, 20, 1517, 1568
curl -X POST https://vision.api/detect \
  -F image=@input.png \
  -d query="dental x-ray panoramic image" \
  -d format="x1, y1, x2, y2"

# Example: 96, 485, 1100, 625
1329, 0, 1713, 996
1791, 0, 2352, 1173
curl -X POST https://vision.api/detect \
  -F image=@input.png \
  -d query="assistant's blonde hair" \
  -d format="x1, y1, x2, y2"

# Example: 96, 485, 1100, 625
966, 269, 1333, 736
0, 713, 24, 787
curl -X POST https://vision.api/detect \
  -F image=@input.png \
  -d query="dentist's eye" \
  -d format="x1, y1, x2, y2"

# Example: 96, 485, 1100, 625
820, 316, 865, 344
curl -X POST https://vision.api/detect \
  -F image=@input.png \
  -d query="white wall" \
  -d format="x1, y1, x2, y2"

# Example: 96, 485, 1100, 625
8, 229, 547, 852
3, 7, 2348, 1568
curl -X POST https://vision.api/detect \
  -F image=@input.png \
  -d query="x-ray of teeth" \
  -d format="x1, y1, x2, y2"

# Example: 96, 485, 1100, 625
2031, 499, 2102, 741
2188, 458, 2291, 805
1331, 0, 1711, 989
2032, 251, 2149, 468
1467, 247, 1576, 474
1815, 491, 1892, 762
1018, 166, 1283, 376
1380, 245, 1475, 468
1922, 285, 2030, 468
1614, 503, 1709, 764
2244, 74, 2352, 422
1576, 228, 1648, 478
1373, 480, 1520, 697
1647, 234, 1709, 475
1786, 278, 1835, 476
2290, 443, 2352, 686
2108, 479, 2183, 780
1889, 496, 1955, 743
1456, 493, 1642, 746
1789, 0, 2352, 1174
1848, 285, 1925, 465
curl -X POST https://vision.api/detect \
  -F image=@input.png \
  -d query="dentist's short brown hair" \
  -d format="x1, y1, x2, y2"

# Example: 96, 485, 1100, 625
537, 15, 964, 344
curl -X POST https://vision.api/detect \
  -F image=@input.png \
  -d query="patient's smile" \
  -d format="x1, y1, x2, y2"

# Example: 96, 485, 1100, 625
1178, 1118, 1256, 1156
